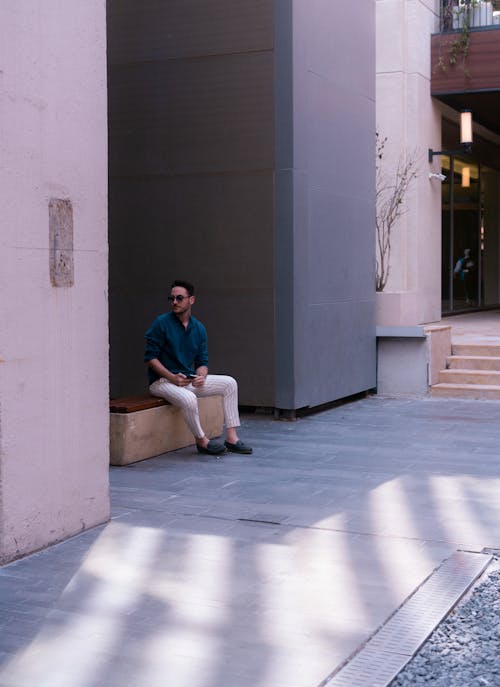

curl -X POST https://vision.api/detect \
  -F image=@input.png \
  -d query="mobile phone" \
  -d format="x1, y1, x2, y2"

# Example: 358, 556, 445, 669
185, 372, 197, 378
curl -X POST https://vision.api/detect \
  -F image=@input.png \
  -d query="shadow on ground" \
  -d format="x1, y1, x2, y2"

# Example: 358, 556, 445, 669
0, 396, 499, 687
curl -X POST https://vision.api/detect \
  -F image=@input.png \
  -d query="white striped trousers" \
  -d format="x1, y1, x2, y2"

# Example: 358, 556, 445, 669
149, 374, 240, 439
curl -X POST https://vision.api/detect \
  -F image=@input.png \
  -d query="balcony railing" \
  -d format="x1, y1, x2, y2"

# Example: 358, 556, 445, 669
441, 0, 500, 32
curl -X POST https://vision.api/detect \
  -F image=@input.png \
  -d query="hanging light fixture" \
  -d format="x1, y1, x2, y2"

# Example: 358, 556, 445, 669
462, 166, 470, 188
428, 110, 473, 162
460, 110, 473, 146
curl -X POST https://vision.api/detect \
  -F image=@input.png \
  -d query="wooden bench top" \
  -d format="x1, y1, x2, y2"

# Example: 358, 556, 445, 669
110, 395, 169, 413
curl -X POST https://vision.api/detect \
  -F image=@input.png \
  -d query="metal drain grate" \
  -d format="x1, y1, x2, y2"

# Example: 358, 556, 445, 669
322, 551, 492, 687
322, 650, 409, 687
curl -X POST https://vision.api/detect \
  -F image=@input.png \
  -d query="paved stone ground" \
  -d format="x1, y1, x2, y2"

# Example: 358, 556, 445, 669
0, 396, 499, 687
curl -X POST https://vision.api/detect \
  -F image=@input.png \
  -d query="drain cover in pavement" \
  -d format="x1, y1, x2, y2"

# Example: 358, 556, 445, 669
321, 550, 492, 687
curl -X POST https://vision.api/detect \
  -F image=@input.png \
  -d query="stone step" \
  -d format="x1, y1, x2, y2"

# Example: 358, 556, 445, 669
447, 355, 500, 371
439, 369, 500, 385
430, 382, 500, 399
452, 343, 500, 357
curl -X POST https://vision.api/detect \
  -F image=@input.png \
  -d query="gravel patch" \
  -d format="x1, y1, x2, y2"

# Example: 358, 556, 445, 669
390, 558, 500, 687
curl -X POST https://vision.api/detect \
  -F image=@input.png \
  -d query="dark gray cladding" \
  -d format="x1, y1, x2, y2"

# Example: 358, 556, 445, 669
107, 0, 276, 404
274, 0, 376, 409
107, 0, 376, 408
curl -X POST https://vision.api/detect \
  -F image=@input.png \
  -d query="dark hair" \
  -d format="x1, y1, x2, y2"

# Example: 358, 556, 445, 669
171, 279, 194, 296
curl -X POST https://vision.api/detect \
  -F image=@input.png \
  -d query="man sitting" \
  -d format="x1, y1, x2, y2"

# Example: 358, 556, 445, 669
144, 280, 252, 455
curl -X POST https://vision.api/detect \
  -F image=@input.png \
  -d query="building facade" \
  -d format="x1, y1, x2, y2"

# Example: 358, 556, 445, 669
376, 0, 500, 393
9, 1, 497, 563
1, 0, 376, 565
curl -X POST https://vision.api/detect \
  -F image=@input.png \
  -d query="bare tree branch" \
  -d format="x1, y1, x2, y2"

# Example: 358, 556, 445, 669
376, 132, 418, 292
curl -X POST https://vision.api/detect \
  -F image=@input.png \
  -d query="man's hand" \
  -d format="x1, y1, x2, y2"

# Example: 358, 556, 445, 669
191, 374, 206, 388
173, 373, 191, 387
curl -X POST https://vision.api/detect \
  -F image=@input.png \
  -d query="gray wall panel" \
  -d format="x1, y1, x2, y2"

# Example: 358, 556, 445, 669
108, 52, 274, 176
196, 287, 275, 407
302, 78, 375, 203
108, 0, 274, 64
274, 0, 295, 409
108, 2, 276, 403
275, 0, 376, 410
300, 0, 374, 96
308, 191, 375, 301
109, 171, 275, 401
305, 300, 376, 407
108, 0, 376, 409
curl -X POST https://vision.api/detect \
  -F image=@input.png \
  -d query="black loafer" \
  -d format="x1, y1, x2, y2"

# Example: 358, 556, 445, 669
197, 440, 226, 455
224, 440, 253, 455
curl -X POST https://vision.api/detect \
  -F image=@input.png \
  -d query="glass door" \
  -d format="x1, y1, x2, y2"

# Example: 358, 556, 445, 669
480, 165, 500, 307
442, 156, 500, 313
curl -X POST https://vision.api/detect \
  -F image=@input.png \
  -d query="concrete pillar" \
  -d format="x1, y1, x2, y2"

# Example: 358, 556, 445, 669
376, 0, 442, 326
0, 1, 110, 563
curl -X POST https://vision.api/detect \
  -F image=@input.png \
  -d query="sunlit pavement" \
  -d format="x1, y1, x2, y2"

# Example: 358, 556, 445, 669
1, 396, 499, 687
438, 309, 500, 345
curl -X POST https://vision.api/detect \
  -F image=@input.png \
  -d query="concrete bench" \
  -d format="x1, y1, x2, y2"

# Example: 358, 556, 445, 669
109, 394, 224, 466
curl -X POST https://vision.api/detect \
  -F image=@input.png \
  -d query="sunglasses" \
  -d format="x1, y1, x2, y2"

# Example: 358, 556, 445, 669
168, 294, 189, 303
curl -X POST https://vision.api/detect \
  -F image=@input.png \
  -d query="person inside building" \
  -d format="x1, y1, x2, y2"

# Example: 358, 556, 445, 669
144, 279, 253, 456
454, 248, 475, 305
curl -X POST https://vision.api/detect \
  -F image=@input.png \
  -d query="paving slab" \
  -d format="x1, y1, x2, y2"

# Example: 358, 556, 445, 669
0, 396, 499, 687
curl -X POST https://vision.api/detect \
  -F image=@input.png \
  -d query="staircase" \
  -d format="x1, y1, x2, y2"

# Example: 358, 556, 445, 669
431, 343, 500, 399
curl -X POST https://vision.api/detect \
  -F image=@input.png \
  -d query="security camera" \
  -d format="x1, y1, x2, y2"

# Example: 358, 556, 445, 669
429, 172, 446, 181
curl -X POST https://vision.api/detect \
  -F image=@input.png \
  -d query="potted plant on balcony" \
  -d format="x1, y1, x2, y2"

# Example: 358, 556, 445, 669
437, 0, 492, 73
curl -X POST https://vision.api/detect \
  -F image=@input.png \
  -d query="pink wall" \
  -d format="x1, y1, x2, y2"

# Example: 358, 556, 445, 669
0, 1, 110, 563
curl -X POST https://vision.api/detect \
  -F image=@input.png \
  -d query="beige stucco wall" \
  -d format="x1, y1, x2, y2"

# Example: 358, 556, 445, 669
0, 1, 110, 563
376, 0, 442, 325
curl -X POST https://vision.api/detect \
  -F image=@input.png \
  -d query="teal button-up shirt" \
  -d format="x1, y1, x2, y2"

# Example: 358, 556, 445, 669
144, 312, 208, 385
